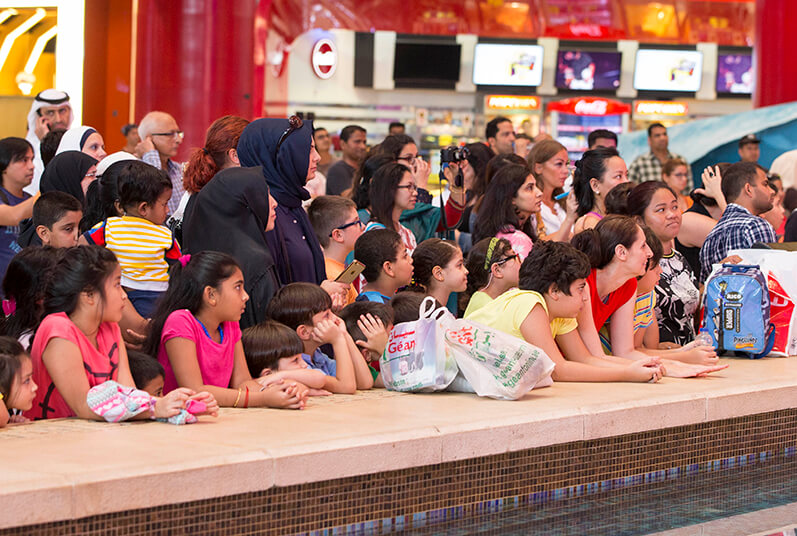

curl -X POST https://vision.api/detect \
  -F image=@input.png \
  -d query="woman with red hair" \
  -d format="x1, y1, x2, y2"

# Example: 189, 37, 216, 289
168, 115, 250, 240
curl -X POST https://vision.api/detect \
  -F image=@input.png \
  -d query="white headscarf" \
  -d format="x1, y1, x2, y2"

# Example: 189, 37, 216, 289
56, 126, 97, 155
96, 151, 138, 177
24, 89, 73, 194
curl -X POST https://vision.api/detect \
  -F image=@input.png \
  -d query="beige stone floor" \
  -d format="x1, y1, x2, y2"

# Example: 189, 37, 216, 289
2, 356, 797, 529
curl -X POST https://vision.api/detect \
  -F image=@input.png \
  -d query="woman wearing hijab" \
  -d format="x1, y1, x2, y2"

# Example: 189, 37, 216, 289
182, 166, 280, 329
236, 117, 348, 299
55, 126, 107, 162
40, 150, 97, 204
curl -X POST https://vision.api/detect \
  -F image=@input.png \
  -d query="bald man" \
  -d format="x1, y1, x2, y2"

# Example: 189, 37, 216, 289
136, 111, 185, 215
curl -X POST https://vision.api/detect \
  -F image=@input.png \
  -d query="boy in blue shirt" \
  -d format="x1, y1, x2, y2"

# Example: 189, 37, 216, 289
353, 228, 413, 303
266, 283, 374, 391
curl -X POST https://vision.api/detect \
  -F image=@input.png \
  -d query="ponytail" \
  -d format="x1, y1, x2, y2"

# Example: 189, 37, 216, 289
571, 214, 640, 269
183, 115, 249, 194
408, 238, 459, 293
144, 251, 241, 356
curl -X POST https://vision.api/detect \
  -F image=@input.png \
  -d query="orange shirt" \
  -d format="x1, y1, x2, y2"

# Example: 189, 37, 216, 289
324, 257, 358, 305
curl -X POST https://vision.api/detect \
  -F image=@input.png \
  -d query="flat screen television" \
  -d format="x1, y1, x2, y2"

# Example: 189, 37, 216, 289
393, 42, 461, 88
472, 43, 544, 87
716, 54, 753, 94
633, 49, 703, 92
555, 50, 621, 91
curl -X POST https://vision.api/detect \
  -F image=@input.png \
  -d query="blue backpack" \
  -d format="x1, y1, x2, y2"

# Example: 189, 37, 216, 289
701, 264, 775, 359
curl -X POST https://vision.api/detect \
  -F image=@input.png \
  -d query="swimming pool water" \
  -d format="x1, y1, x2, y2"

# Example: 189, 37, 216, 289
401, 453, 797, 535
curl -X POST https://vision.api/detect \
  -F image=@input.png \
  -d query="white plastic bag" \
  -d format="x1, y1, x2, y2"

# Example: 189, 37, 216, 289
381, 297, 459, 392
728, 249, 797, 356
444, 318, 556, 400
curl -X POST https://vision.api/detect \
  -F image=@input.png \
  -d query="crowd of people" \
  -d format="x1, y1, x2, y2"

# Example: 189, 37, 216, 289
0, 89, 793, 427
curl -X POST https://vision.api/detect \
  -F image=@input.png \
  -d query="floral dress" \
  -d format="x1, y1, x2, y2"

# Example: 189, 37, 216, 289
654, 250, 700, 345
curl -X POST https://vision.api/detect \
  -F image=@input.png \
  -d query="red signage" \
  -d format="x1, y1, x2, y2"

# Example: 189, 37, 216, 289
311, 38, 337, 79
547, 97, 631, 116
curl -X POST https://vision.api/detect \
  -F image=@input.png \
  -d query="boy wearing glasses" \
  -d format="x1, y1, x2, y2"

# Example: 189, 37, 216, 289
307, 196, 364, 305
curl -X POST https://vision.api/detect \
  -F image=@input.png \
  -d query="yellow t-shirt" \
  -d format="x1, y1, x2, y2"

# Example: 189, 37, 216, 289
324, 257, 358, 305
463, 290, 493, 318
465, 288, 577, 340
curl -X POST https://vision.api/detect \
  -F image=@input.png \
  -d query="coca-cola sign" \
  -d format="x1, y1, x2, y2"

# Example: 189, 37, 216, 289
547, 97, 631, 116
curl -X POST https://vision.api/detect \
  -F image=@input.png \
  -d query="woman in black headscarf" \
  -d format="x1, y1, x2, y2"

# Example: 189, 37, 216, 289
182, 166, 279, 329
40, 150, 97, 204
236, 117, 348, 300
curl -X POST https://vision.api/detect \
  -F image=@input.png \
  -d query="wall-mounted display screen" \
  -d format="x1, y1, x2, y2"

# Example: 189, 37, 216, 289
633, 49, 703, 92
393, 42, 461, 85
472, 43, 544, 87
555, 50, 621, 91
716, 54, 753, 94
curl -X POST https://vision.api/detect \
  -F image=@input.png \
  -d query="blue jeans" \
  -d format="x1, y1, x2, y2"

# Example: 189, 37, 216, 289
125, 289, 164, 318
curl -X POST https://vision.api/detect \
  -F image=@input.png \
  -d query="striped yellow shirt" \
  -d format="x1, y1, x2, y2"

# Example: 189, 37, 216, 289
85, 216, 181, 291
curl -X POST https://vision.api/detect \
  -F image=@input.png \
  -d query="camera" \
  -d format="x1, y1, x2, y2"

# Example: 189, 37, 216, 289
440, 145, 469, 164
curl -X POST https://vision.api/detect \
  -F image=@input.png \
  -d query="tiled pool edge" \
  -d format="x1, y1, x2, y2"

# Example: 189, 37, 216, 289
302, 447, 797, 536
4, 407, 797, 536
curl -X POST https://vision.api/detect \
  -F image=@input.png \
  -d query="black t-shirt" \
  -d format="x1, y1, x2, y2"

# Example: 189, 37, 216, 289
784, 210, 797, 242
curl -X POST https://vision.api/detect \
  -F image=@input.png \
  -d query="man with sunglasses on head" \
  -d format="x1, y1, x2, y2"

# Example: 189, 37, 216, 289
136, 111, 186, 215
24, 89, 74, 194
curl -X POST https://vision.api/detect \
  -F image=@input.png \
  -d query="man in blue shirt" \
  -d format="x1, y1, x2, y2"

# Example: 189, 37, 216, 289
699, 162, 776, 282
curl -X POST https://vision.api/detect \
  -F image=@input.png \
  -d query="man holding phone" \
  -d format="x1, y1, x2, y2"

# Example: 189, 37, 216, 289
24, 89, 73, 194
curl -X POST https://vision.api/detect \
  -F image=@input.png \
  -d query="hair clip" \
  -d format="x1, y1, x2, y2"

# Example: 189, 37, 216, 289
178, 254, 192, 267
484, 237, 499, 270
2, 299, 15, 316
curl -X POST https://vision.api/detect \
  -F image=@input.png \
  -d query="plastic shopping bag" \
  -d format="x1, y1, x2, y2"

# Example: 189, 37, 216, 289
380, 297, 459, 392
444, 318, 556, 400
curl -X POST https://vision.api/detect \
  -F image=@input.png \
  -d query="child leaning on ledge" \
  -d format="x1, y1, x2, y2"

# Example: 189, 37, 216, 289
144, 251, 310, 409
266, 283, 374, 392
338, 301, 394, 388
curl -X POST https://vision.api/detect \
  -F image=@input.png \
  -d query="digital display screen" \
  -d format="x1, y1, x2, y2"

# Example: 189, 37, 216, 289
716, 54, 753, 94
555, 50, 621, 91
472, 43, 544, 87
633, 49, 703, 92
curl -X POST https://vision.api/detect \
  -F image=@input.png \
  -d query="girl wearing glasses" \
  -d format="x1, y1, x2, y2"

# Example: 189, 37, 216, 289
461, 237, 520, 317
365, 162, 419, 254
661, 158, 693, 213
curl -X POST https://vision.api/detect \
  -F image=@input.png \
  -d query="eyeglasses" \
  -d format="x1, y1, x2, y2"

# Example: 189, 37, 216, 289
396, 183, 417, 193
397, 155, 418, 163
277, 115, 303, 152
151, 130, 184, 140
494, 253, 519, 266
329, 219, 364, 236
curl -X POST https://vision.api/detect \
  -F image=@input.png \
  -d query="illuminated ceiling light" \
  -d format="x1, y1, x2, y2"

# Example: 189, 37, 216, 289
23, 23, 56, 73
657, 10, 665, 19
0, 8, 17, 25
0, 8, 46, 73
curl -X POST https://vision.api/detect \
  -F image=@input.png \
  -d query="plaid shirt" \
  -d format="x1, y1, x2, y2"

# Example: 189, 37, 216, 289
627, 151, 692, 189
699, 203, 776, 282
142, 150, 186, 215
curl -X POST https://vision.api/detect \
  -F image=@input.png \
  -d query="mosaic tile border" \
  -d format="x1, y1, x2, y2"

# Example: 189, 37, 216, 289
5, 408, 797, 536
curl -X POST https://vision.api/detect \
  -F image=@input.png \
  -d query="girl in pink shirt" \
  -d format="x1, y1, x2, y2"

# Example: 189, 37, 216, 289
26, 246, 216, 421
145, 251, 309, 409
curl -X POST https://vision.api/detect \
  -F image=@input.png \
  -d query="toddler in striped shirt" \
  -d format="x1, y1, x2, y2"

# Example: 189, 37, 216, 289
83, 161, 180, 317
